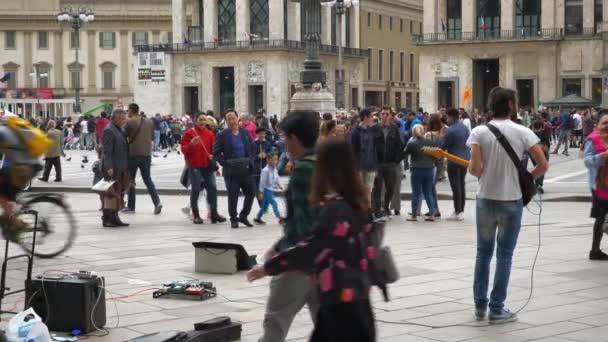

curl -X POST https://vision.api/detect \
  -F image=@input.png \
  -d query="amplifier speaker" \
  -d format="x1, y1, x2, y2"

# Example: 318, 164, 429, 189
25, 275, 106, 333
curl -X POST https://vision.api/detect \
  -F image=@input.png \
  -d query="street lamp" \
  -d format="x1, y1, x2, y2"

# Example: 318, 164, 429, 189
57, 7, 94, 115
322, 0, 358, 110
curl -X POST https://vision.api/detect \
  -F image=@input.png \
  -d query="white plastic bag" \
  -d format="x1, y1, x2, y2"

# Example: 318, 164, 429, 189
6, 308, 51, 342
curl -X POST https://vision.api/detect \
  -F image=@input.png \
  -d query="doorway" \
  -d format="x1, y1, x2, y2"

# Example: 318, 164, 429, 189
184, 86, 199, 113
473, 59, 499, 110
437, 81, 455, 108
351, 88, 359, 108
516, 79, 534, 109
248, 85, 264, 114
219, 67, 235, 114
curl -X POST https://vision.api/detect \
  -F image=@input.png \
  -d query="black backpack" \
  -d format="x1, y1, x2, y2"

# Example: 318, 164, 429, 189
564, 113, 575, 129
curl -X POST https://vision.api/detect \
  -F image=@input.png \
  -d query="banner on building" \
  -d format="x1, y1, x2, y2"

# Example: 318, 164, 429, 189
138, 52, 166, 82
0, 88, 53, 99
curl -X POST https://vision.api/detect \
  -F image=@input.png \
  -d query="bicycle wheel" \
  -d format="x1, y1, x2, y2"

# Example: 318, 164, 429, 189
17, 194, 77, 258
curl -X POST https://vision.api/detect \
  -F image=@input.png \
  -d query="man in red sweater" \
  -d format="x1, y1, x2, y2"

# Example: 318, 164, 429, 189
96, 111, 110, 145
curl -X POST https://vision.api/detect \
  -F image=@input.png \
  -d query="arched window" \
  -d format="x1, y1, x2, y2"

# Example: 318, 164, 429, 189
476, 0, 500, 38
250, 0, 269, 39
218, 0, 236, 41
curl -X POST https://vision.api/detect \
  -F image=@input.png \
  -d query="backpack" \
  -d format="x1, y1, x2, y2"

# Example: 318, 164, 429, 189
564, 113, 574, 129
368, 218, 399, 302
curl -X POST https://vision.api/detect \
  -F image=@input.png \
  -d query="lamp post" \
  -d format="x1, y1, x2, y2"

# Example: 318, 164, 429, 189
57, 8, 94, 115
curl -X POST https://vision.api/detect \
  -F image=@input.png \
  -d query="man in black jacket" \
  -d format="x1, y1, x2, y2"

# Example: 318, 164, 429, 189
372, 106, 403, 217
350, 108, 382, 191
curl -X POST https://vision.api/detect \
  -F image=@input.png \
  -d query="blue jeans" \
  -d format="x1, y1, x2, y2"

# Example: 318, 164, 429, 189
127, 156, 160, 210
154, 130, 161, 151
474, 198, 523, 313
189, 168, 218, 212
256, 189, 281, 219
410, 167, 436, 215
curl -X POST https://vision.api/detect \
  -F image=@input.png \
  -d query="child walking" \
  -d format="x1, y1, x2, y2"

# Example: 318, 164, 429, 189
254, 153, 282, 225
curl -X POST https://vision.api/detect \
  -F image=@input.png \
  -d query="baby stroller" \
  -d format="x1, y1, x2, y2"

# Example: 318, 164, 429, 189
64, 135, 81, 150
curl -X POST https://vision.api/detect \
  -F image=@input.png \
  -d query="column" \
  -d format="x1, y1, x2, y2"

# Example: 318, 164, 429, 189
501, 0, 514, 31
584, 0, 595, 29
601, 0, 608, 107
462, 0, 476, 33
192, 0, 201, 26
340, 10, 347, 46
237, 0, 251, 40
542, 0, 556, 30
269, 0, 285, 40
424, 0, 438, 33
120, 31, 129, 93
352, 5, 360, 48
172, 0, 187, 44
288, 0, 301, 41
321, 5, 332, 44
24, 32, 32, 87
87, 31, 96, 93
203, 0, 218, 42
53, 32, 63, 88
556, 0, 565, 29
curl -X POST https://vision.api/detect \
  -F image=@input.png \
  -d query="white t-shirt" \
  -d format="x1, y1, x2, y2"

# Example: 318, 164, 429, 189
466, 119, 540, 201
573, 113, 582, 130
80, 120, 88, 134
462, 118, 472, 132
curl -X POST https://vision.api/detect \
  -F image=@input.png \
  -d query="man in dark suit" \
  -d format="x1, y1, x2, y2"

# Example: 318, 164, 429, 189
213, 110, 256, 228
100, 109, 130, 227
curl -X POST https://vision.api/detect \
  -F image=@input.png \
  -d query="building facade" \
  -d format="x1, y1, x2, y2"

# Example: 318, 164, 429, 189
418, 0, 608, 113
0, 0, 171, 118
135, 0, 423, 116
360, 0, 423, 110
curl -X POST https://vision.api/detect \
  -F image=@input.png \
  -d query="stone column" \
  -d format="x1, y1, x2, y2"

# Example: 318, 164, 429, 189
172, 0, 187, 44
462, 0, 476, 33
555, 0, 565, 30
601, 0, 608, 107
23, 32, 32, 87
340, 10, 347, 46
204, 0, 218, 42
501, 0, 514, 31
321, 5, 332, 45
87, 31, 96, 93
269, 0, 285, 40
53, 31, 63, 88
541, 0, 556, 30
424, 0, 438, 34
120, 31, 130, 93
288, 0, 301, 41
352, 5, 360, 48
584, 0, 595, 30
192, 0, 201, 26
237, 0, 251, 40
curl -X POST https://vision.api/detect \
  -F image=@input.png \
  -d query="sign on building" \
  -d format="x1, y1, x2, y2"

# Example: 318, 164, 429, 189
138, 52, 166, 82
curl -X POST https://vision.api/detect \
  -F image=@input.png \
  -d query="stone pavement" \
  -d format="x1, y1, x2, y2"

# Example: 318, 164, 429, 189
1, 193, 607, 342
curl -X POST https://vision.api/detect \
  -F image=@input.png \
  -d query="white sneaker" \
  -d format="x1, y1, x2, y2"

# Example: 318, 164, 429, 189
456, 213, 465, 221
446, 212, 463, 221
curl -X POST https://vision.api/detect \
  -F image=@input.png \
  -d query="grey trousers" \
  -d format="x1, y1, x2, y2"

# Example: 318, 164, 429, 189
259, 271, 320, 342
391, 162, 404, 211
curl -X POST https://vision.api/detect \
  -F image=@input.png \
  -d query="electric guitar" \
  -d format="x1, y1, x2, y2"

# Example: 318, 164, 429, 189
421, 147, 470, 168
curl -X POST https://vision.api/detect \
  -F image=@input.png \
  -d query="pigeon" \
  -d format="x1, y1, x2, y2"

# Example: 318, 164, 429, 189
177, 151, 181, 155
153, 154, 159, 158
66, 157, 72, 161
163, 154, 168, 158
81, 164, 85, 169
82, 156, 89, 164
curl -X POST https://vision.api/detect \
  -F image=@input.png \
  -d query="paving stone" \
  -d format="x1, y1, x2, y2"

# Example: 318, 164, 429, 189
508, 321, 593, 340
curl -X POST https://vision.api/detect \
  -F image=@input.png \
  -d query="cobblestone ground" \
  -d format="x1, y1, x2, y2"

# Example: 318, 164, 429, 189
1, 193, 606, 342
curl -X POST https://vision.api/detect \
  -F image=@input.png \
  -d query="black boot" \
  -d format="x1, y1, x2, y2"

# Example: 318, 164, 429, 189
210, 210, 226, 224
102, 210, 117, 227
192, 209, 204, 224
111, 211, 129, 227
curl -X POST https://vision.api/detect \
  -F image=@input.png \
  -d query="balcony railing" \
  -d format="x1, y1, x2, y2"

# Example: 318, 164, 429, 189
413, 27, 602, 44
134, 39, 371, 58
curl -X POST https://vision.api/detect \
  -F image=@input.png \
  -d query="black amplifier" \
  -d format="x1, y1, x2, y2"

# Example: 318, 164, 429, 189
25, 275, 106, 333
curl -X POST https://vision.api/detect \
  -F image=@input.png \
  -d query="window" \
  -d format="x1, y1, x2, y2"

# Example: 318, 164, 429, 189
595, 0, 603, 33
35, 63, 50, 88
70, 31, 80, 49
218, 0, 236, 41
447, 0, 462, 40
389, 17, 393, 31
367, 48, 372, 80
592, 78, 602, 104
99, 32, 116, 49
5, 31, 15, 49
565, 0, 583, 35
378, 15, 382, 30
515, 0, 540, 37
378, 49, 383, 81
477, 0, 501, 38
400, 19, 404, 32
250, 0, 269, 38
399, 52, 405, 82
420, 22, 422, 34
409, 53, 414, 82
101, 62, 116, 90
331, 7, 337, 45
133, 32, 149, 46
410, 20, 413, 34
345, 9, 351, 47
389, 51, 394, 81
2, 63, 17, 88
38, 31, 48, 49
367, 12, 371, 28
284, 0, 288, 40
562, 78, 582, 96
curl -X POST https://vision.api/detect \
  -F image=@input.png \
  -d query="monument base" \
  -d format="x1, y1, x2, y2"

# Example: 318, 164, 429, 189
289, 83, 336, 114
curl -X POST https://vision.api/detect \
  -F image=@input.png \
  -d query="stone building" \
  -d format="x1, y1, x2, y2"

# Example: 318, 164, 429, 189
0, 0, 171, 117
418, 0, 608, 113
135, 0, 423, 116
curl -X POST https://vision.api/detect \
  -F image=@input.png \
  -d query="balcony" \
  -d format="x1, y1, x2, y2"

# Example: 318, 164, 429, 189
413, 27, 602, 45
134, 39, 371, 58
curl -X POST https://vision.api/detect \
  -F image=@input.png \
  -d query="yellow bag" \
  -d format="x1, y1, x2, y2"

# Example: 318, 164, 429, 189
5, 117, 52, 157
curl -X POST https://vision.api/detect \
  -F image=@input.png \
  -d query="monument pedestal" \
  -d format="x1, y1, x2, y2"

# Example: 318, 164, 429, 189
289, 83, 336, 114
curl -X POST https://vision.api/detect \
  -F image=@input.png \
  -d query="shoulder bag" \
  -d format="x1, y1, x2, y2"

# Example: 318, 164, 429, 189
191, 128, 219, 172
127, 117, 145, 145
486, 124, 537, 206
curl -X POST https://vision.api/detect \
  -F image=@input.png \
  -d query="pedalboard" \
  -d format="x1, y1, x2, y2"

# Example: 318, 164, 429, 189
153, 280, 217, 301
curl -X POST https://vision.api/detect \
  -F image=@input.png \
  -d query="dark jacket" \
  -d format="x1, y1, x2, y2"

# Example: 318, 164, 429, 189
253, 140, 272, 175
350, 124, 382, 172
377, 123, 403, 166
440, 122, 471, 166
100, 123, 128, 180
403, 137, 439, 169
213, 128, 255, 168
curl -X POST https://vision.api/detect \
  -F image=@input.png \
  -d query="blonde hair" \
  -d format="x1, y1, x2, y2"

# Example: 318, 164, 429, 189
412, 124, 425, 138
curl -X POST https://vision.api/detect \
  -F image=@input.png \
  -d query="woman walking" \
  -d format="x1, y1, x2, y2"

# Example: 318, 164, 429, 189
247, 140, 376, 342
403, 125, 439, 221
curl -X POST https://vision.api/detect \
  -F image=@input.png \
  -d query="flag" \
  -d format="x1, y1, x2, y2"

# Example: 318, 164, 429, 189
0, 72, 11, 83
441, 17, 446, 32
481, 17, 487, 31
243, 31, 259, 39
463, 86, 471, 105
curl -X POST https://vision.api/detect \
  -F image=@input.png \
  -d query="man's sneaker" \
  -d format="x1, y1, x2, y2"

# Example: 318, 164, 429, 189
154, 204, 163, 215
254, 218, 266, 225
406, 215, 418, 222
489, 309, 518, 325
475, 307, 487, 321
589, 250, 608, 260
121, 208, 135, 214
446, 212, 464, 221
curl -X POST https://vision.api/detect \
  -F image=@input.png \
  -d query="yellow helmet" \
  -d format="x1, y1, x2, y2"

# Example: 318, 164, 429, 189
4, 117, 52, 157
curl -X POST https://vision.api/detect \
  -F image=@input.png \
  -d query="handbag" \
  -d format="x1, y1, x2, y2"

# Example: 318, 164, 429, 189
92, 179, 116, 194
191, 128, 219, 172
180, 166, 190, 189
486, 124, 537, 206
